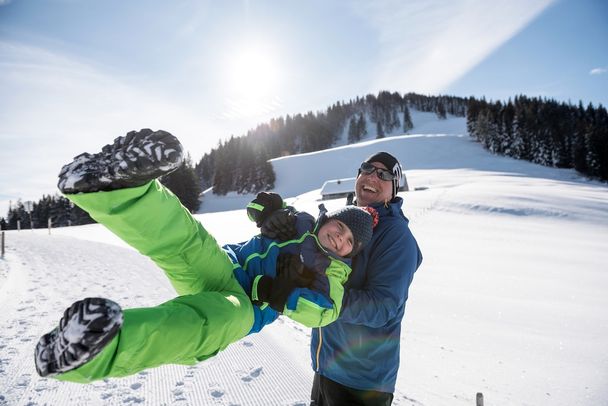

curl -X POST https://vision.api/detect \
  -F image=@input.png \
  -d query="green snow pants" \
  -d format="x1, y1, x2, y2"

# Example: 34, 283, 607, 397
56, 180, 254, 383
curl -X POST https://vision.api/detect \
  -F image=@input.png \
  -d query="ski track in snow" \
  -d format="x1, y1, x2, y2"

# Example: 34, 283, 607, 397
0, 234, 317, 406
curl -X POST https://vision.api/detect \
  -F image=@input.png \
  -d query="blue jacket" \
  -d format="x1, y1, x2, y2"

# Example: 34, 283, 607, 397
223, 207, 352, 334
310, 197, 422, 393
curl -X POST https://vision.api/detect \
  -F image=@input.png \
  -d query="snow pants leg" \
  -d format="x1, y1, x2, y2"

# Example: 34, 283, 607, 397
56, 180, 254, 383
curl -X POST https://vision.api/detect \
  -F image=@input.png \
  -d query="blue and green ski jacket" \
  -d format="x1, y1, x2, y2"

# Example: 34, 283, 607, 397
223, 205, 352, 333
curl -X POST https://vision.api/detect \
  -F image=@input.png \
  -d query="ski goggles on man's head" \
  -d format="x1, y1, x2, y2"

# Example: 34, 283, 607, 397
358, 161, 397, 181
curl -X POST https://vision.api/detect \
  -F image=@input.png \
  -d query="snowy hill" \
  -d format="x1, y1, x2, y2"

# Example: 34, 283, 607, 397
197, 109, 468, 213
1, 122, 608, 405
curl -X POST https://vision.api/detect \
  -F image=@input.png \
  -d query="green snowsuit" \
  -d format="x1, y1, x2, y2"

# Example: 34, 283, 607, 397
57, 180, 254, 383
56, 179, 350, 383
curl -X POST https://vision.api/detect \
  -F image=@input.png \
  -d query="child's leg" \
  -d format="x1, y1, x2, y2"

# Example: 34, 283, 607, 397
55, 291, 254, 383
66, 180, 236, 296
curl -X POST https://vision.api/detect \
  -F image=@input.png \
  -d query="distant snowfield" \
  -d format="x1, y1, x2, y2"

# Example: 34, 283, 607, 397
1, 115, 608, 405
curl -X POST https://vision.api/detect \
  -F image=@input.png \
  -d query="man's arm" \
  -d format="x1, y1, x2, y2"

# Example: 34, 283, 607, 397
338, 223, 420, 327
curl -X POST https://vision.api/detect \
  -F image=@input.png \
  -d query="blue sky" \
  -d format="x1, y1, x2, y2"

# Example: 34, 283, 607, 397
0, 0, 606, 216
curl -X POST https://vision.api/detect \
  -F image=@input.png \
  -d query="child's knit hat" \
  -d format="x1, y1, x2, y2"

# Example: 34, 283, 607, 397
324, 206, 379, 257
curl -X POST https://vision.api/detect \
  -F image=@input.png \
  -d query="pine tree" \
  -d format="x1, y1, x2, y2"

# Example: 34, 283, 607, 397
161, 153, 202, 212
357, 113, 367, 139
347, 116, 359, 144
435, 102, 447, 119
403, 105, 413, 132
376, 121, 385, 139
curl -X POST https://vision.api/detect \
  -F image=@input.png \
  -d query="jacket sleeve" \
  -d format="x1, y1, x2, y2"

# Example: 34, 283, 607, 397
282, 258, 351, 328
338, 222, 421, 327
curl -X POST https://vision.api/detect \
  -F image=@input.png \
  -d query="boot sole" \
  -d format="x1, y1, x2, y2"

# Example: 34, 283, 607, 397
35, 297, 123, 377
58, 129, 183, 194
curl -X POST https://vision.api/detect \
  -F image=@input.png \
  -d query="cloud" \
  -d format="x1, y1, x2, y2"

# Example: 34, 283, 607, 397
0, 40, 226, 216
590, 67, 607, 75
0, 0, 13, 6
351, 0, 555, 94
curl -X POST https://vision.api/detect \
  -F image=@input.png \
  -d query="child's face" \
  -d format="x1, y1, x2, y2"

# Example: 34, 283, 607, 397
318, 219, 354, 257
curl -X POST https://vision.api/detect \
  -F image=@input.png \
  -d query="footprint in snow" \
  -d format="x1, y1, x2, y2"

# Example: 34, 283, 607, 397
173, 388, 187, 402
122, 395, 145, 404
241, 367, 263, 382
34, 383, 49, 392
242, 340, 254, 347
16, 374, 31, 387
130, 383, 142, 390
209, 388, 224, 398
100, 392, 113, 400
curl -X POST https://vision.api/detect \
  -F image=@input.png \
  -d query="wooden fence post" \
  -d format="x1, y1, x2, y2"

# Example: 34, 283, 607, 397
476, 392, 484, 406
1, 231, 4, 259
48, 218, 52, 235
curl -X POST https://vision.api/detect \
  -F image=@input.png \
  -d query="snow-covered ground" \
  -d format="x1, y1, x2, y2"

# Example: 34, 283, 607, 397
1, 118, 608, 405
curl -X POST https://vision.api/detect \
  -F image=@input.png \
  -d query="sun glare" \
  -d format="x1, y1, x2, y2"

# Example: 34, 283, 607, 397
223, 44, 282, 118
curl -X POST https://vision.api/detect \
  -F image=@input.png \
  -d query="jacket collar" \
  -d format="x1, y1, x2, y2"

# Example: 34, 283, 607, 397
355, 196, 404, 218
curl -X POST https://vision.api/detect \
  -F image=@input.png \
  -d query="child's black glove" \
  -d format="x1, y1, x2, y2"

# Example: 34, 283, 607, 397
276, 253, 315, 287
252, 254, 315, 312
260, 209, 297, 241
247, 192, 285, 228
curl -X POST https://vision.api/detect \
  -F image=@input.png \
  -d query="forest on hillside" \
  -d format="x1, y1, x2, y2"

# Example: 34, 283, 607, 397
195, 92, 468, 195
195, 91, 606, 196
2, 91, 606, 230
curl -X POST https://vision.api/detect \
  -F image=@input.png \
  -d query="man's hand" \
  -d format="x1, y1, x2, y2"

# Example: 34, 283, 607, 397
252, 254, 315, 312
260, 209, 297, 241
247, 192, 284, 228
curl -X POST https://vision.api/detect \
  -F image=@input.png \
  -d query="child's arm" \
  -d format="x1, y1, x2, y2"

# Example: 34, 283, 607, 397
281, 257, 351, 328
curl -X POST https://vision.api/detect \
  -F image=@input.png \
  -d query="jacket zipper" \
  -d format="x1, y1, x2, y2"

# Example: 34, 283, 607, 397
315, 327, 323, 372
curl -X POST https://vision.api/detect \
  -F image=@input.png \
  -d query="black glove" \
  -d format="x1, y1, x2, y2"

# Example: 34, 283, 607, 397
260, 208, 297, 241
252, 254, 315, 312
247, 192, 284, 227
276, 253, 315, 286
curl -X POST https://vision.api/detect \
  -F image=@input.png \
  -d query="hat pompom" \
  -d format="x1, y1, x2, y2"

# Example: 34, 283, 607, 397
362, 206, 379, 228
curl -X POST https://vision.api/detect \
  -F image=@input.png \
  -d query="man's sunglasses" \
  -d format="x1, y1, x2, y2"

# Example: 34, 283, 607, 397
359, 162, 397, 181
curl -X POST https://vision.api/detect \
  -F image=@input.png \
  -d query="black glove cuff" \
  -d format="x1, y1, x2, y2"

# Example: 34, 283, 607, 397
252, 275, 273, 305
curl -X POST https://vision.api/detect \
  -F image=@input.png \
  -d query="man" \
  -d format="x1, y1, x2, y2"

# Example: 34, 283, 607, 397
261, 152, 422, 405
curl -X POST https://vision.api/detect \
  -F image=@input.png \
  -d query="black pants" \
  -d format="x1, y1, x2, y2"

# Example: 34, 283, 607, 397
310, 373, 394, 406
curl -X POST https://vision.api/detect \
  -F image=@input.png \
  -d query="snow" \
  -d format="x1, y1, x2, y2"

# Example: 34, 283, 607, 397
1, 116, 608, 405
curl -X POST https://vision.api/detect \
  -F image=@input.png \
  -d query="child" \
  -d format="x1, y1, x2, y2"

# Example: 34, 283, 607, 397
34, 129, 376, 383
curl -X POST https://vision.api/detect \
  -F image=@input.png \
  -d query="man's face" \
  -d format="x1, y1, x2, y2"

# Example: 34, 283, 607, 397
355, 161, 393, 206
317, 219, 354, 257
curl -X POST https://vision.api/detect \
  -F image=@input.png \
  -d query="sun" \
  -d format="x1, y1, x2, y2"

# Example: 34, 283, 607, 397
223, 44, 282, 117
230, 48, 278, 95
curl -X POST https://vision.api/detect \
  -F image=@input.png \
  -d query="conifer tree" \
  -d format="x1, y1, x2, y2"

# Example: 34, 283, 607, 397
403, 105, 413, 132
376, 121, 385, 139
347, 116, 359, 144
357, 113, 367, 138
160, 153, 202, 213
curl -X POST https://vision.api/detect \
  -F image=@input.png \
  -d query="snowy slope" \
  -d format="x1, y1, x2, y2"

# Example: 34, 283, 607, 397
197, 110, 467, 213
1, 128, 608, 405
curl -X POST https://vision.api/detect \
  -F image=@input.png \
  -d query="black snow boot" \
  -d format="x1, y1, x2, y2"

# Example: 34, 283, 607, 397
57, 128, 183, 194
35, 297, 123, 377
